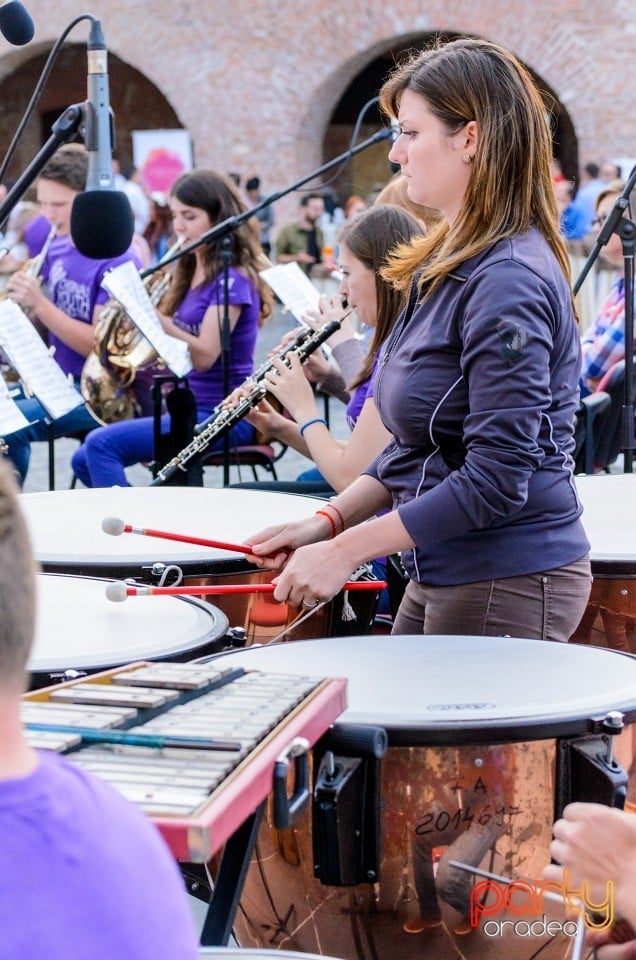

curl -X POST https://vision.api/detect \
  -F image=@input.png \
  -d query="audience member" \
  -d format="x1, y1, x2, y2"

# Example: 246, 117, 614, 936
245, 176, 274, 257
343, 194, 367, 220
2, 145, 142, 485
275, 193, 325, 276
143, 191, 176, 264
554, 178, 589, 241
580, 180, 630, 395
575, 162, 604, 232
114, 161, 151, 234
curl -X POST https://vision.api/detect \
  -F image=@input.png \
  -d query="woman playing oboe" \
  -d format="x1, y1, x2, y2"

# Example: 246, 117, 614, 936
71, 169, 271, 487
244, 37, 591, 641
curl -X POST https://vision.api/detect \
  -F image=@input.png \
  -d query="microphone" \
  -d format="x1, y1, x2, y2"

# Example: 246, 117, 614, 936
0, 0, 34, 45
70, 18, 134, 259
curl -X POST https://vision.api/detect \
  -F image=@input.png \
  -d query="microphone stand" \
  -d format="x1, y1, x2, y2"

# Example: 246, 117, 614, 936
219, 235, 233, 486
140, 126, 394, 279
140, 125, 393, 485
0, 105, 85, 229
573, 166, 636, 473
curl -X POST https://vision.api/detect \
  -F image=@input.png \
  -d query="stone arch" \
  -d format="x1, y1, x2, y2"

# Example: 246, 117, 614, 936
309, 31, 580, 205
0, 43, 184, 184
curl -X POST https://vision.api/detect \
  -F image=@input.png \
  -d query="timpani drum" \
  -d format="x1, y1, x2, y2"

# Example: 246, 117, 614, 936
28, 573, 228, 688
572, 473, 636, 652
20, 488, 380, 645
203, 635, 636, 959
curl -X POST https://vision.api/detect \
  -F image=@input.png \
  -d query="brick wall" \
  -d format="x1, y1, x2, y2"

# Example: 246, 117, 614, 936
2, 0, 634, 231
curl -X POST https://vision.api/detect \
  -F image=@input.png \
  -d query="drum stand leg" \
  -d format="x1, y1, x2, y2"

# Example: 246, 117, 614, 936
199, 800, 266, 946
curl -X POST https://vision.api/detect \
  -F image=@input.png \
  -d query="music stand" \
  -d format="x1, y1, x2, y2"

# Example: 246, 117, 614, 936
574, 166, 636, 473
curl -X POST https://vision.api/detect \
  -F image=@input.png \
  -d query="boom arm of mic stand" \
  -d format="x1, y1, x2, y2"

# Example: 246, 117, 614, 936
140, 127, 394, 278
0, 104, 85, 232
573, 163, 636, 296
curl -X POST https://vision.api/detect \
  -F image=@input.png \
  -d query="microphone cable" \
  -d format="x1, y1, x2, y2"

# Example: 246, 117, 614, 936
0, 13, 95, 222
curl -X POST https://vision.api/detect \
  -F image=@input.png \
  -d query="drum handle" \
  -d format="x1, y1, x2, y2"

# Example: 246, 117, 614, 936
321, 723, 388, 760
273, 737, 310, 829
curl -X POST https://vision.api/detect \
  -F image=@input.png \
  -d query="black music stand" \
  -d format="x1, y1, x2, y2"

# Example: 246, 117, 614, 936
574, 166, 636, 473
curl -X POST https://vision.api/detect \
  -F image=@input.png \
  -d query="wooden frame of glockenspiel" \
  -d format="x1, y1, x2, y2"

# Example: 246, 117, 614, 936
23, 661, 347, 863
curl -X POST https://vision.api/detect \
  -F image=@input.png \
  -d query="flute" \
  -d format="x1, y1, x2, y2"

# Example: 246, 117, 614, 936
150, 313, 349, 486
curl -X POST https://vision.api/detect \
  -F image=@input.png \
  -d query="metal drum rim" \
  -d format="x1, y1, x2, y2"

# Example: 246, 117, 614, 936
199, 636, 636, 745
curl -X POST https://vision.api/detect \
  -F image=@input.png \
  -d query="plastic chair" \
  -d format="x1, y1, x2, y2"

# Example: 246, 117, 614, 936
201, 440, 288, 483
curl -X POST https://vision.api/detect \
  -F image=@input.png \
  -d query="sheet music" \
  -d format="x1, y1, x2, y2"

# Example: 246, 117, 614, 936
0, 376, 30, 435
102, 261, 193, 378
259, 263, 321, 323
0, 301, 84, 420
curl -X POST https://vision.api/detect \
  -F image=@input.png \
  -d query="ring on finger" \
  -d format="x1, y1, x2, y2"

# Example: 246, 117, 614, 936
302, 597, 319, 609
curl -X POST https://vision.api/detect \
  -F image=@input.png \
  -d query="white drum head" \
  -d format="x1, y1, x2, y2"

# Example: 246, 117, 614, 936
29, 574, 227, 674
576, 473, 636, 566
20, 488, 327, 570
206, 634, 636, 743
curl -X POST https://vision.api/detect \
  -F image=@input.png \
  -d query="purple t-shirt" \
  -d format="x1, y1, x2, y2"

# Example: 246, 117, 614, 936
23, 214, 52, 259
44, 236, 142, 378
346, 376, 373, 430
345, 352, 380, 429
172, 266, 260, 413
0, 750, 199, 959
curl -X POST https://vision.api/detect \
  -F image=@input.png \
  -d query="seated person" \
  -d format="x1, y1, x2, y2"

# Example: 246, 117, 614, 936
580, 180, 631, 396
0, 458, 199, 959
236, 205, 424, 494
71, 169, 272, 488
3, 145, 142, 484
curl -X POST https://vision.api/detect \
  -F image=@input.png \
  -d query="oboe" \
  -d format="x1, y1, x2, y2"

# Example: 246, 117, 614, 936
150, 314, 349, 486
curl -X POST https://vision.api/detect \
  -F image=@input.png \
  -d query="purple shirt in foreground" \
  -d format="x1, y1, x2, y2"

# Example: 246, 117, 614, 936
0, 750, 198, 959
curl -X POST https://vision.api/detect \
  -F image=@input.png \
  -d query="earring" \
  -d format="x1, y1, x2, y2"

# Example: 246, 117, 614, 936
462, 153, 473, 164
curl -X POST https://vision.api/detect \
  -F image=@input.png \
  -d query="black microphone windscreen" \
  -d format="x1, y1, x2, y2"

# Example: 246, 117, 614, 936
70, 191, 134, 259
0, 1, 34, 45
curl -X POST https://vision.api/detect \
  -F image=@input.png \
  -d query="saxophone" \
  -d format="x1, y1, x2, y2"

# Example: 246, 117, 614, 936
80, 237, 184, 425
150, 314, 348, 486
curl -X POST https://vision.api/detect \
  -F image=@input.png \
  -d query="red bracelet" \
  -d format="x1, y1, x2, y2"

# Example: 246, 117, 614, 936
315, 509, 337, 539
325, 502, 345, 533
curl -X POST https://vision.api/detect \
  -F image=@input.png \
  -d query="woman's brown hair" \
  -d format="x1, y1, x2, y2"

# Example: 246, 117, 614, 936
161, 169, 272, 324
339, 204, 424, 389
379, 38, 570, 296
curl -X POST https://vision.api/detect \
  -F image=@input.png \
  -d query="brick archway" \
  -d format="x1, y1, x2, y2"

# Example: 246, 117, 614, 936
320, 32, 579, 205
0, 44, 183, 184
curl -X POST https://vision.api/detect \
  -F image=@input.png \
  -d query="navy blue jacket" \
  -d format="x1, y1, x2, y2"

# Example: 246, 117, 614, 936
368, 227, 590, 585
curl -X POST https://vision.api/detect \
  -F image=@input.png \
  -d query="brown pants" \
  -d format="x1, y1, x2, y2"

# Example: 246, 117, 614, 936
392, 558, 592, 642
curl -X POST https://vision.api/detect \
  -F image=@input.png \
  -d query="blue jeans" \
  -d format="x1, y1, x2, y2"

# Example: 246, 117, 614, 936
4, 396, 99, 485
71, 413, 254, 487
